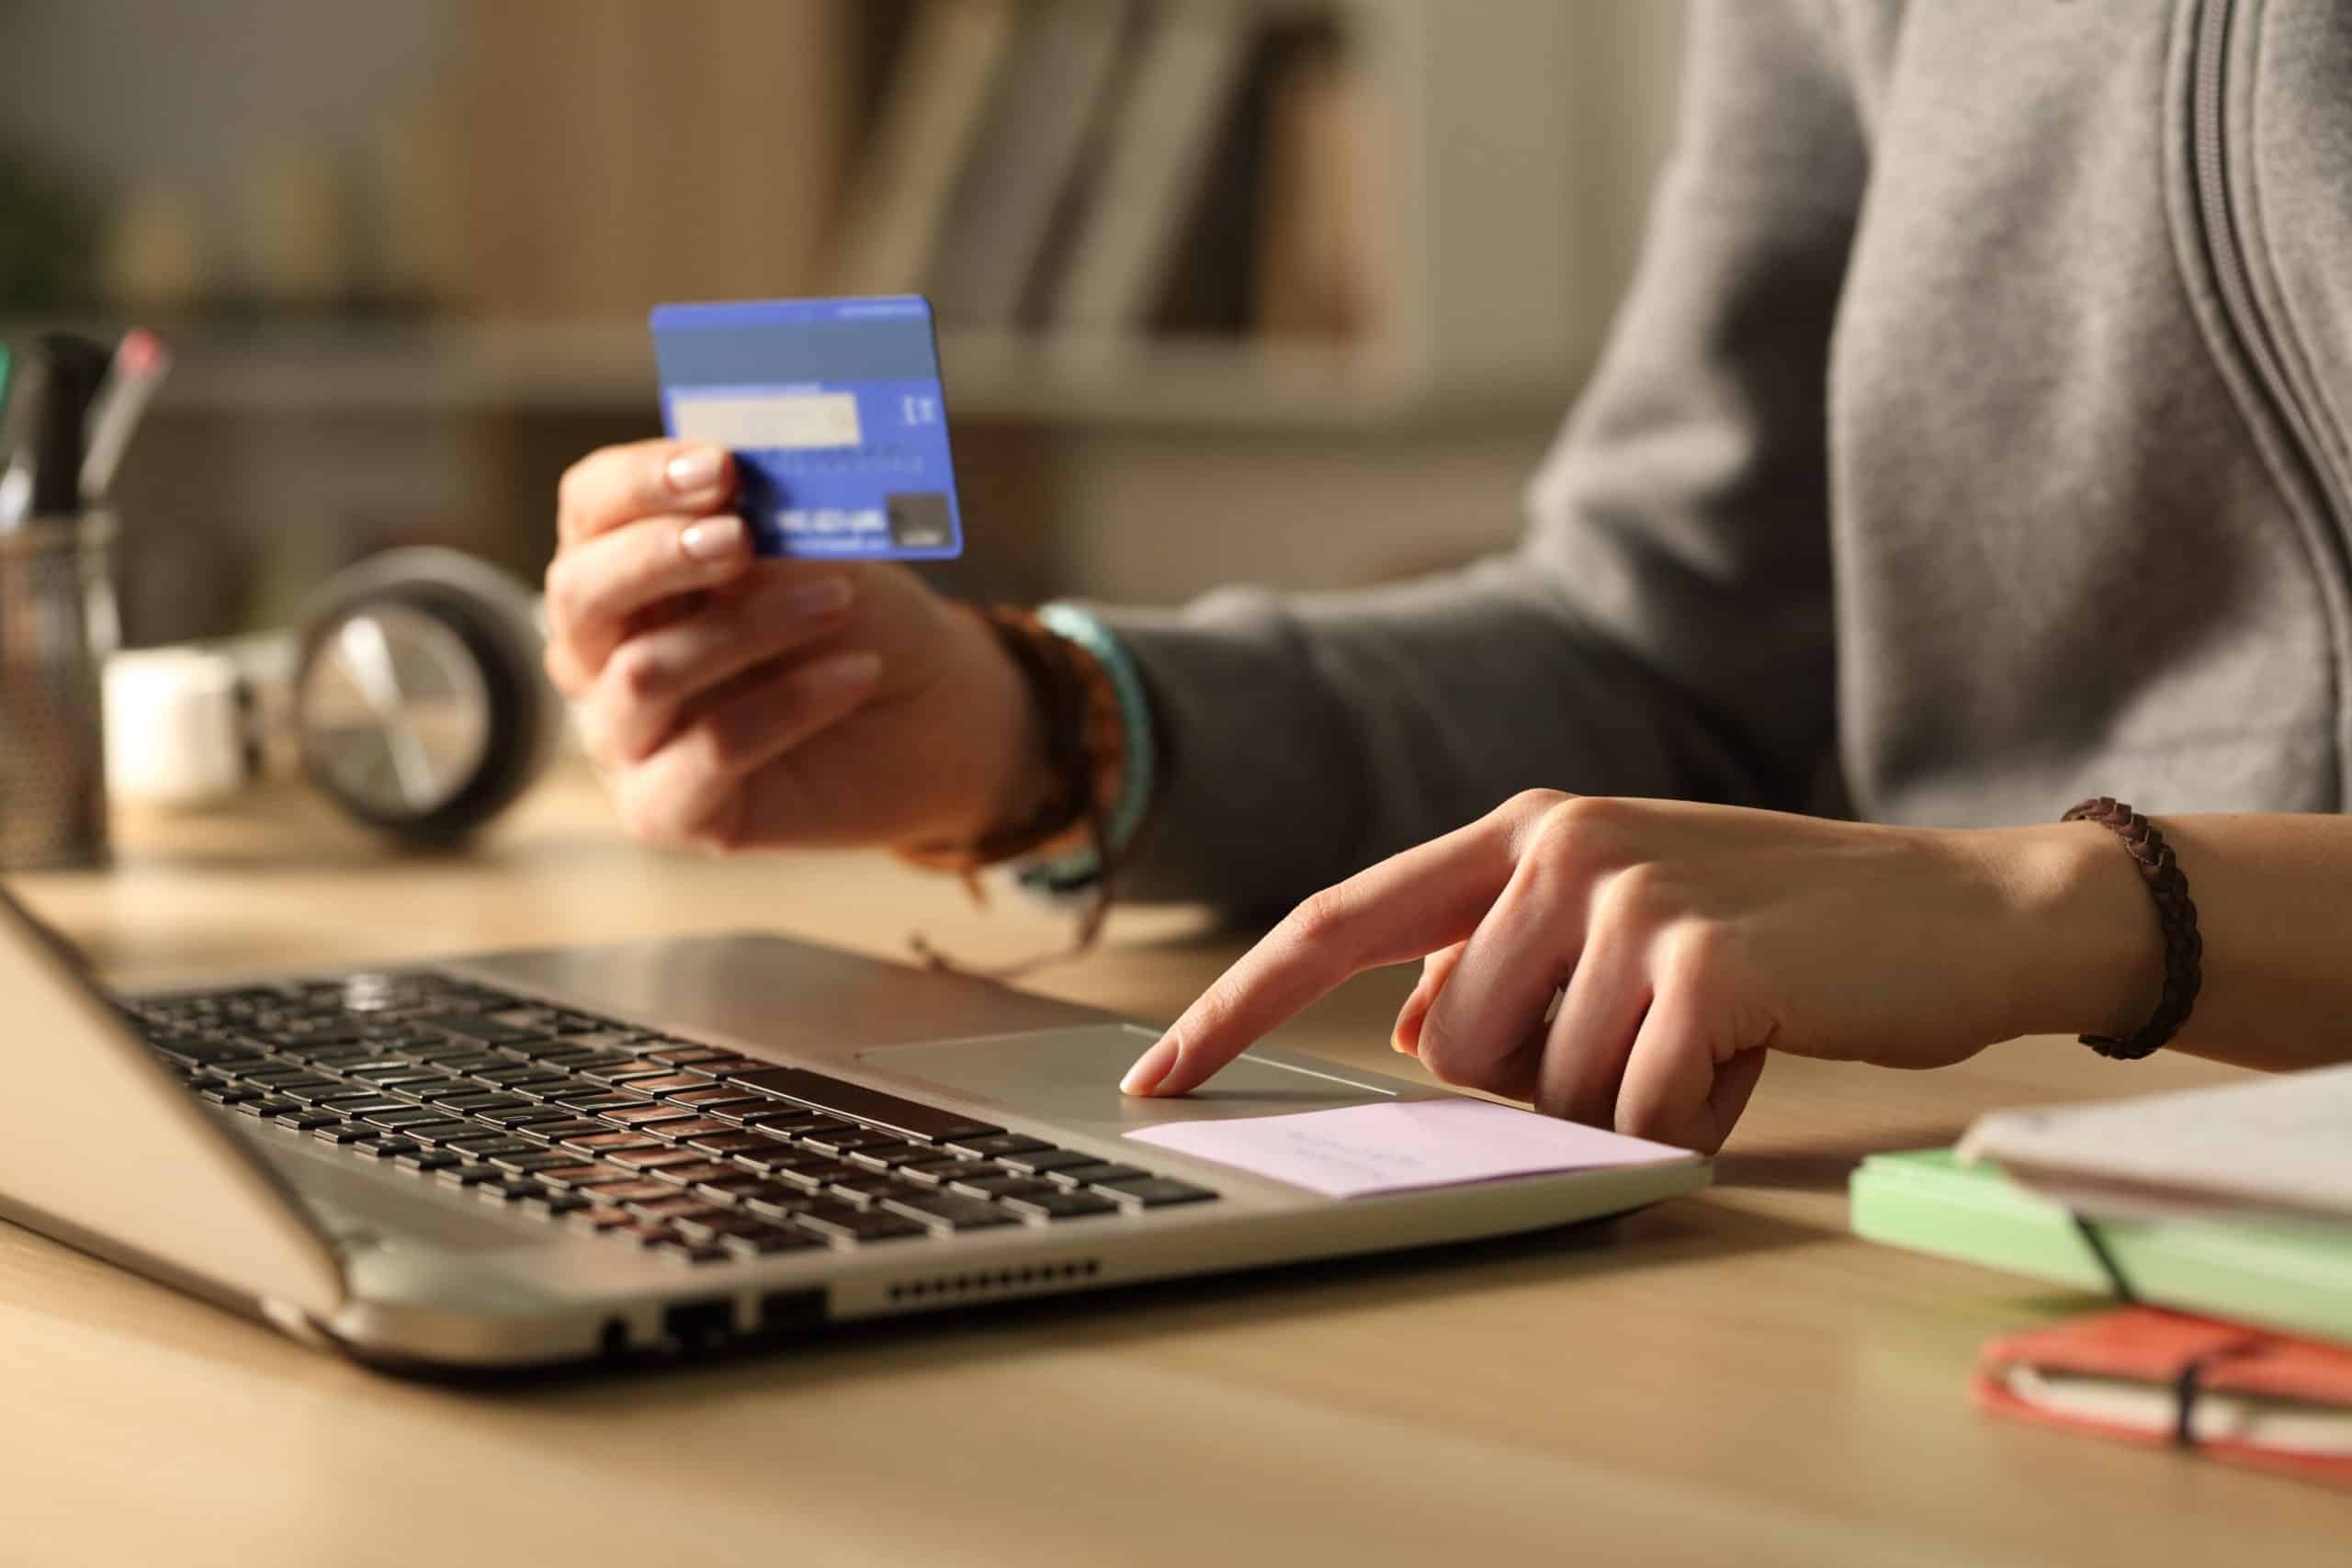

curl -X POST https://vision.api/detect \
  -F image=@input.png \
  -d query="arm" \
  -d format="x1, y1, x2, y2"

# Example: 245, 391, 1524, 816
1117, 796, 2352, 1152
1098, 0, 1871, 914
2089, 814, 2352, 1073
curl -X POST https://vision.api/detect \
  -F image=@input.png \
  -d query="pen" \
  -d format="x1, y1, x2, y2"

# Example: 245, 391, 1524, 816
26, 333, 110, 520
80, 327, 170, 504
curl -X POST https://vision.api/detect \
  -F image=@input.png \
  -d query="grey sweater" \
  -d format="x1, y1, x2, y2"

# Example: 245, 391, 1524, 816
1097, 0, 2352, 916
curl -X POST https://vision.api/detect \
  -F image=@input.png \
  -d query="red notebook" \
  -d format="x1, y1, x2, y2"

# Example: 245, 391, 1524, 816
1975, 1307, 2352, 1487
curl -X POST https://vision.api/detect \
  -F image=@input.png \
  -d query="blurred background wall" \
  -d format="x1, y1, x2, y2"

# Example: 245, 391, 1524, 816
0, 0, 1685, 644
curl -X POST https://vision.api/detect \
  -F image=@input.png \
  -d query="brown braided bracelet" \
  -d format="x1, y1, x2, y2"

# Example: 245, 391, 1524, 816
2060, 797, 2203, 1059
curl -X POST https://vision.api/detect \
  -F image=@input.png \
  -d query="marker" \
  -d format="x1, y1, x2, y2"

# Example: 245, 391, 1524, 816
80, 327, 171, 504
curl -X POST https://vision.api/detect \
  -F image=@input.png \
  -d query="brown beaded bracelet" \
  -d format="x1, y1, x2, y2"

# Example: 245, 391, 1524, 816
899, 604, 1128, 978
2060, 796, 2204, 1060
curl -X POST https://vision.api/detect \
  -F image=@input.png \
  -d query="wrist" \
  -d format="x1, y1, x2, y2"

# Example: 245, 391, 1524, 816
1986, 821, 2167, 1041
913, 604, 1059, 852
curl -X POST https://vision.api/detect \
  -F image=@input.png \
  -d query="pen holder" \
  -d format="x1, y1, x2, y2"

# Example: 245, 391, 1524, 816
0, 513, 119, 869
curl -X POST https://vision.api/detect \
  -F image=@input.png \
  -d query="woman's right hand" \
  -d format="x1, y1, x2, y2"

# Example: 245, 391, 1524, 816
545, 439, 1050, 854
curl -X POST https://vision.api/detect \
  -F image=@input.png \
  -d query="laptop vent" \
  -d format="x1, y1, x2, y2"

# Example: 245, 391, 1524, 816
887, 1258, 1102, 1304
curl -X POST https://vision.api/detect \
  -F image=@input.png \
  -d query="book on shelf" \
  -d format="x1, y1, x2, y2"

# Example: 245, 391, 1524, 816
826, 0, 1023, 297
925, 0, 1138, 331
1046, 0, 1259, 337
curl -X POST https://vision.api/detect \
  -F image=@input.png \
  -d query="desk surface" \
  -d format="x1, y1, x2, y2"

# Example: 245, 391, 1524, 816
6, 769, 2343, 1566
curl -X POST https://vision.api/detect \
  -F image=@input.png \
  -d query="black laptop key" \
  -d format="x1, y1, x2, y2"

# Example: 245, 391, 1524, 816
789, 1202, 928, 1246
237, 1065, 327, 1087
392, 1148, 461, 1173
398, 1120, 482, 1145
947, 1173, 1051, 1201
580, 1062, 670, 1087
198, 1085, 262, 1106
451, 1095, 531, 1118
998, 1190, 1120, 1222
642, 1118, 736, 1142
525, 1164, 613, 1190
556, 1091, 652, 1113
687, 1130, 779, 1157
741, 1190, 819, 1223
1049, 1163, 1151, 1189
825, 1173, 909, 1207
992, 1147, 1101, 1177
236, 1095, 302, 1119
1095, 1177, 1219, 1209
274, 1110, 343, 1131
361, 1106, 444, 1129
413, 1012, 538, 1043
480, 1179, 551, 1203
259, 1076, 345, 1102
689, 1097, 777, 1124
289, 1044, 377, 1068
742, 1111, 841, 1137
312, 1122, 377, 1145
642, 1043, 734, 1066
489, 1150, 575, 1175
581, 1179, 678, 1204
492, 1107, 580, 1131
770, 1157, 862, 1192
844, 1142, 940, 1171
719, 1225, 824, 1258
448, 1137, 539, 1160
881, 1192, 1021, 1233
526, 1118, 614, 1141
362, 1139, 424, 1160
797, 1125, 910, 1157
944, 1133, 1051, 1160
690, 1174, 773, 1205
899, 1157, 984, 1188
346, 1060, 428, 1081
726, 1067, 1003, 1145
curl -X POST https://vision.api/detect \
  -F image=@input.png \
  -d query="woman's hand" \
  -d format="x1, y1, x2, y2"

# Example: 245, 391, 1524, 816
544, 439, 1051, 853
1119, 792, 2160, 1152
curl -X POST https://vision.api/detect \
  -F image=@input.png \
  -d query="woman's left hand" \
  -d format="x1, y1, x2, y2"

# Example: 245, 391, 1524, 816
1117, 791, 2156, 1153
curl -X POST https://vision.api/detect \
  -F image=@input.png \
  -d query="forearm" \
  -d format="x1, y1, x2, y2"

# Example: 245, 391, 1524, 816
2019, 812, 2352, 1071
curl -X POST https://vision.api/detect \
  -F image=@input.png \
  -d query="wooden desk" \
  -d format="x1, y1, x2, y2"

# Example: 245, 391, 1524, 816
5, 768, 2342, 1565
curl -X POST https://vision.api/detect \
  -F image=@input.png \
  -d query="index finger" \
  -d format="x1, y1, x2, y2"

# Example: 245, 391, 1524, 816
558, 439, 735, 547
1121, 809, 1528, 1098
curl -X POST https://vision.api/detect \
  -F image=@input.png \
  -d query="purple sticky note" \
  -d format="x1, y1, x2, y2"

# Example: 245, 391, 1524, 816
1124, 1098, 1690, 1199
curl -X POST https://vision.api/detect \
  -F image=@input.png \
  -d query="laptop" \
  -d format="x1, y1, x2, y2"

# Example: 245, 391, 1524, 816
0, 888, 1709, 1372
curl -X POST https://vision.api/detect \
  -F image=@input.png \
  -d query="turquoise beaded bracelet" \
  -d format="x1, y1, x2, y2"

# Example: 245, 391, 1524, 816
1019, 604, 1155, 896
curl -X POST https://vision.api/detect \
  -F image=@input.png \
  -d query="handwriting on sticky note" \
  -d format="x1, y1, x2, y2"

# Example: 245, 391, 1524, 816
1124, 1098, 1690, 1199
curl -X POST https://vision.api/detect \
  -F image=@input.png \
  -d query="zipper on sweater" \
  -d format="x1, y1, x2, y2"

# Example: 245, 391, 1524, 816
2186, 0, 2352, 561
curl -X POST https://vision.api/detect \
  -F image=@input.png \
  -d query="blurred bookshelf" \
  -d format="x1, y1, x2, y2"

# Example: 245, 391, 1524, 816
0, 0, 1684, 641
6, 0, 1683, 431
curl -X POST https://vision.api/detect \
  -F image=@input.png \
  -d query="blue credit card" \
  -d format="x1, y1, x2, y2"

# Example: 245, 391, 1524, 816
650, 296, 964, 560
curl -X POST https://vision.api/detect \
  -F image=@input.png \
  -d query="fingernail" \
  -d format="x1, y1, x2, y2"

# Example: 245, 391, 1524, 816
665, 446, 724, 494
785, 575, 854, 619
814, 650, 882, 690
1120, 1035, 1179, 1096
679, 515, 745, 562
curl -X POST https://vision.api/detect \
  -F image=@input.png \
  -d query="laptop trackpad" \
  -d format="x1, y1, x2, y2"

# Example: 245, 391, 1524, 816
859, 1024, 1396, 1137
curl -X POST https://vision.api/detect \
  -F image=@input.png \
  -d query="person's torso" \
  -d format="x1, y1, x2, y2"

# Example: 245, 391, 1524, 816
1830, 0, 2352, 822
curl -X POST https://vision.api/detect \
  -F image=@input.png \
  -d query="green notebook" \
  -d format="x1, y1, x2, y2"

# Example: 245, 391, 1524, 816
1849, 1148, 2352, 1344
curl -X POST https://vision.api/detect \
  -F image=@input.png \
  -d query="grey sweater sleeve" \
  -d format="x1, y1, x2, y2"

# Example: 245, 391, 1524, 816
1092, 2, 1871, 916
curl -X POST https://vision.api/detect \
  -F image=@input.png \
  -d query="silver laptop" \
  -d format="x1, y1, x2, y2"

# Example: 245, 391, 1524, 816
0, 889, 1708, 1372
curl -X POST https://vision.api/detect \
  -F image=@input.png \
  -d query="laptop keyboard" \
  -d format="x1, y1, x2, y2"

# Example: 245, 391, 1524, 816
120, 973, 1216, 1267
